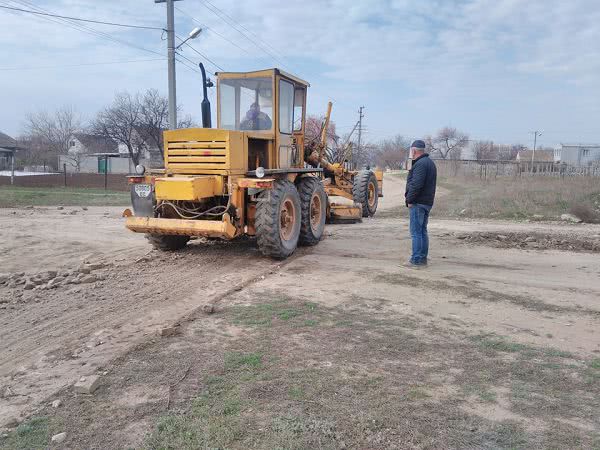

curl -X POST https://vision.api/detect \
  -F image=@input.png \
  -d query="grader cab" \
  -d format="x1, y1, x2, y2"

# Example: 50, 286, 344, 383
125, 68, 382, 259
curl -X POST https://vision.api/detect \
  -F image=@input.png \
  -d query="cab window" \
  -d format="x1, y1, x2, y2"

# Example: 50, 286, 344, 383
219, 77, 273, 131
279, 79, 294, 134
293, 88, 305, 132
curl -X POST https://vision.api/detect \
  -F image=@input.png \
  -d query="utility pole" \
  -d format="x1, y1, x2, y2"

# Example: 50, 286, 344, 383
155, 0, 181, 129
531, 130, 542, 172
356, 106, 364, 168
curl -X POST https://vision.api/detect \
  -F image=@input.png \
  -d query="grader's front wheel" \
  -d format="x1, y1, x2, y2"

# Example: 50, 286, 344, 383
298, 176, 327, 246
256, 180, 301, 259
353, 170, 379, 217
146, 234, 190, 251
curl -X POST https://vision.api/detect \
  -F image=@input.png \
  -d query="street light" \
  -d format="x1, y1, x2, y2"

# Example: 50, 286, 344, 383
156, 0, 203, 129
176, 27, 202, 50
531, 130, 543, 171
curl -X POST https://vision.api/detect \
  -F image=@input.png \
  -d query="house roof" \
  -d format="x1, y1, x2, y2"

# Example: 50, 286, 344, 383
561, 143, 600, 149
73, 133, 117, 153
517, 150, 554, 162
0, 131, 17, 149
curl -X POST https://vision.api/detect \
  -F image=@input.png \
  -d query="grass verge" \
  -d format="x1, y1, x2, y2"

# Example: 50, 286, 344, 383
1, 417, 53, 450
434, 176, 600, 221
141, 293, 600, 450
0, 186, 129, 207
380, 175, 600, 221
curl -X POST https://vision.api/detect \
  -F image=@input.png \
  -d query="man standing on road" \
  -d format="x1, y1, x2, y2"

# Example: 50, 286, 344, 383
405, 140, 437, 267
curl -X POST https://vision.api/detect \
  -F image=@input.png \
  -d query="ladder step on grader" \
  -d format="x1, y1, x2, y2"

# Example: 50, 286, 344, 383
124, 67, 383, 259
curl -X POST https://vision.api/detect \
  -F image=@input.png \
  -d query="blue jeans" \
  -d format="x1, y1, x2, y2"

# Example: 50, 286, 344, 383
409, 204, 431, 265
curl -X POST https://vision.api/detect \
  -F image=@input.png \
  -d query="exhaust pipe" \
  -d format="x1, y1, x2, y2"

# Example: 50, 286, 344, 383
199, 62, 213, 128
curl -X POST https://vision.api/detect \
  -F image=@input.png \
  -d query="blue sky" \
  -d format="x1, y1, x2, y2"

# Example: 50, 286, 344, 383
0, 0, 598, 148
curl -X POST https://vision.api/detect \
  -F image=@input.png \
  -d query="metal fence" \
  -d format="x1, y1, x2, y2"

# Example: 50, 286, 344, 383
435, 159, 600, 179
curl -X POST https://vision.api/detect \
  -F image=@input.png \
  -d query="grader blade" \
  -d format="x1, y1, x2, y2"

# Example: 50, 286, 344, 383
126, 216, 237, 239
328, 203, 362, 223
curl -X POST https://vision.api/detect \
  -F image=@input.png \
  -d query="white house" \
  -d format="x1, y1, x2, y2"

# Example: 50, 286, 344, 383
61, 133, 132, 173
113, 126, 164, 167
555, 144, 600, 167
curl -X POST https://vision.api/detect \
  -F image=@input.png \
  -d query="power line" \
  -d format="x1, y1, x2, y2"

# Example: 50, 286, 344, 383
176, 58, 200, 74
4, 0, 164, 58
174, 5, 353, 113
175, 34, 224, 72
200, 0, 288, 63
175, 54, 202, 74
0, 4, 163, 30
182, 43, 224, 72
174, 6, 274, 69
0, 58, 164, 71
194, 0, 294, 73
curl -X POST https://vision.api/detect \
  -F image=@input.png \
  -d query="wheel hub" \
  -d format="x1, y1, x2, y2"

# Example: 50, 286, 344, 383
368, 182, 376, 208
280, 198, 296, 241
310, 193, 322, 231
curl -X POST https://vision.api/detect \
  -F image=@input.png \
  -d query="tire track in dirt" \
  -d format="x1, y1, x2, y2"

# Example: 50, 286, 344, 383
0, 239, 299, 426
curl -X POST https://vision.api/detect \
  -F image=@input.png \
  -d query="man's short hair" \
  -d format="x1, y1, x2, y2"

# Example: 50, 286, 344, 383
411, 140, 426, 150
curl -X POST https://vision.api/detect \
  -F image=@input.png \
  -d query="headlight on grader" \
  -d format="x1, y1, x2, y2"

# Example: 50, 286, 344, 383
135, 164, 146, 175
255, 166, 265, 178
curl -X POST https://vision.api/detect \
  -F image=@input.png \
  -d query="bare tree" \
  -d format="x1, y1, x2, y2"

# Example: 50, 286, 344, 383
498, 144, 523, 160
136, 89, 198, 160
178, 114, 197, 129
352, 142, 379, 169
23, 106, 82, 169
305, 115, 337, 146
473, 140, 500, 161
374, 135, 410, 169
137, 89, 168, 158
426, 127, 469, 160
93, 92, 145, 165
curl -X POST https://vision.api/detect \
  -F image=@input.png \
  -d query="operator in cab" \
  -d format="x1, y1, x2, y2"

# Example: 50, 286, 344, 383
240, 102, 272, 131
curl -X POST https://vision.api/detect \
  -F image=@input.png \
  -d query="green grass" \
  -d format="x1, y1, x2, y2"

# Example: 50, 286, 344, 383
472, 334, 577, 361
224, 352, 262, 370
1, 417, 50, 450
145, 362, 256, 449
476, 336, 529, 353
288, 386, 305, 400
406, 387, 432, 400
142, 298, 600, 450
0, 186, 129, 207
230, 296, 320, 329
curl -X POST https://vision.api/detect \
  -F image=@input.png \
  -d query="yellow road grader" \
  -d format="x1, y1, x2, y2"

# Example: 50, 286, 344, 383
125, 68, 383, 259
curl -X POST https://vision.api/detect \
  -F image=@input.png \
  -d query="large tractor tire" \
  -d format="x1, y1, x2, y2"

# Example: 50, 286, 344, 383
297, 176, 327, 246
353, 170, 379, 217
146, 234, 190, 251
256, 180, 302, 259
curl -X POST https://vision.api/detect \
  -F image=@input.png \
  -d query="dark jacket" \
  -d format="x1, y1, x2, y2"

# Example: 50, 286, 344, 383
405, 154, 437, 206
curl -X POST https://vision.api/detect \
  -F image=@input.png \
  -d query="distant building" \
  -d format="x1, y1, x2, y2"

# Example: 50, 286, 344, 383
60, 131, 164, 173
515, 149, 554, 163
0, 131, 17, 171
132, 125, 164, 165
69, 133, 118, 155
555, 144, 600, 167
61, 133, 133, 174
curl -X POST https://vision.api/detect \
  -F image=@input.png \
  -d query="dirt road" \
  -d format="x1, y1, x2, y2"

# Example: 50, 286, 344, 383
1, 175, 599, 444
